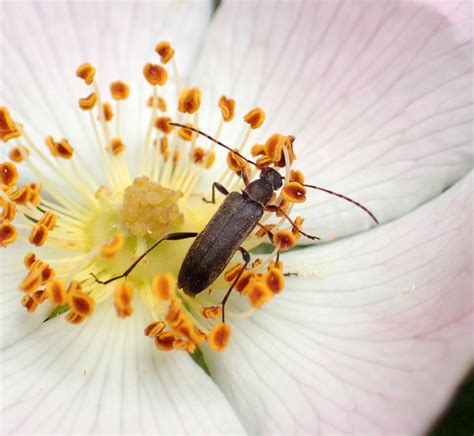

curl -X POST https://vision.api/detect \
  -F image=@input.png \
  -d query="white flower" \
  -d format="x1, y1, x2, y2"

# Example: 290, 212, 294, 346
1, 1, 472, 435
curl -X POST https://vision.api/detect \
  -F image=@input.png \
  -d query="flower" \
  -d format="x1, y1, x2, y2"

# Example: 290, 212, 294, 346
1, 1, 472, 435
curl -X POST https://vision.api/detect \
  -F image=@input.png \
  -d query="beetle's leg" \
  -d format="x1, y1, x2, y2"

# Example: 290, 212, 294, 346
239, 168, 251, 187
90, 232, 198, 285
264, 205, 320, 241
256, 222, 274, 243
221, 246, 250, 323
202, 182, 229, 204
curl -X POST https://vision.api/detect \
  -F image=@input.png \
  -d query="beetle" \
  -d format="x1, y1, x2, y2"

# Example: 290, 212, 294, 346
92, 124, 378, 321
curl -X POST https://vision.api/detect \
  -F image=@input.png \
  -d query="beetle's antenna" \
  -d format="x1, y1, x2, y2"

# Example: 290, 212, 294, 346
303, 183, 379, 224
168, 122, 260, 169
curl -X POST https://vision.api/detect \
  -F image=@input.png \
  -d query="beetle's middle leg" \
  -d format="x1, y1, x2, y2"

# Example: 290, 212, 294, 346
220, 246, 250, 323
90, 232, 198, 285
264, 205, 320, 241
202, 182, 229, 204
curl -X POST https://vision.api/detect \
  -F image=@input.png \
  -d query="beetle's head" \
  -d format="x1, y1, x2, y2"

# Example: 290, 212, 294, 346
259, 167, 283, 190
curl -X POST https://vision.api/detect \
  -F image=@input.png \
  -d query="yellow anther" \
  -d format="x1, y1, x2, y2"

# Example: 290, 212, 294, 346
21, 295, 38, 313
38, 211, 57, 230
0, 107, 20, 142
29, 189, 41, 207
152, 274, 175, 300
39, 263, 55, 284
290, 169, 305, 184
236, 270, 255, 294
9, 145, 29, 163
19, 269, 41, 293
247, 281, 273, 309
159, 136, 169, 157
1, 162, 18, 187
155, 116, 174, 134
251, 143, 265, 157
46, 279, 67, 306
227, 149, 249, 173
264, 133, 285, 163
154, 41, 175, 64
207, 322, 231, 352
114, 282, 133, 318
28, 224, 49, 247
218, 95, 235, 122
177, 124, 194, 141
109, 138, 126, 156
256, 155, 273, 168
192, 147, 206, 164
224, 263, 244, 282
110, 81, 130, 100
76, 62, 96, 85
68, 281, 95, 317
273, 229, 297, 251
45, 137, 74, 159
23, 252, 36, 269
154, 332, 176, 351
177, 318, 206, 344
147, 96, 167, 112
0, 222, 17, 247
143, 63, 168, 86
29, 182, 41, 192
65, 311, 86, 324
144, 321, 165, 338
78, 92, 98, 110
200, 306, 222, 319
243, 107, 265, 129
32, 289, 48, 304
263, 268, 285, 294
274, 135, 297, 167
100, 232, 124, 258
102, 102, 114, 122
282, 182, 307, 203
292, 216, 305, 239
178, 87, 202, 114
10, 186, 32, 205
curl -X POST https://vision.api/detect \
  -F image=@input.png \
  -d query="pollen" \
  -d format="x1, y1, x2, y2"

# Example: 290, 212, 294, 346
178, 88, 202, 114
76, 62, 96, 85
1, 162, 18, 187
227, 149, 249, 173
110, 81, 130, 100
218, 95, 235, 122
114, 282, 133, 318
243, 107, 265, 129
282, 182, 307, 203
207, 322, 231, 352
201, 306, 222, 319
154, 41, 175, 64
143, 63, 168, 86
79, 92, 98, 110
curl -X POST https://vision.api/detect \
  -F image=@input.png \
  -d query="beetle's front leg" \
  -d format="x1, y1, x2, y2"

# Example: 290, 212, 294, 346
202, 182, 229, 204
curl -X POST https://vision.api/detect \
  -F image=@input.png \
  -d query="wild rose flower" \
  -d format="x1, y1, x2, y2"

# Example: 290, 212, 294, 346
1, 1, 472, 435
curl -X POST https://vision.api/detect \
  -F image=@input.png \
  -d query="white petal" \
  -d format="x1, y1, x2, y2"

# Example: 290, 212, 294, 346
1, 303, 245, 435
204, 172, 473, 435
0, 1, 212, 181
193, 0, 473, 240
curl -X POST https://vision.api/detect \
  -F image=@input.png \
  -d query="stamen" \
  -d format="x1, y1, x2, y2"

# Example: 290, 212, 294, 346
110, 81, 130, 100
282, 182, 307, 203
144, 321, 165, 338
263, 268, 285, 294
100, 232, 124, 258
8, 145, 29, 162
154, 332, 175, 351
154, 41, 175, 64
243, 107, 265, 129
28, 224, 49, 247
109, 138, 126, 156
21, 295, 38, 313
246, 282, 273, 309
0, 107, 20, 142
207, 323, 231, 352
76, 63, 96, 85
178, 88, 202, 114
143, 64, 168, 86
46, 279, 67, 305
0, 162, 18, 186
218, 95, 235, 122
0, 222, 17, 247
102, 102, 114, 122
273, 229, 297, 251
152, 274, 175, 300
155, 117, 174, 134
114, 282, 133, 318
68, 281, 95, 316
78, 92, 98, 110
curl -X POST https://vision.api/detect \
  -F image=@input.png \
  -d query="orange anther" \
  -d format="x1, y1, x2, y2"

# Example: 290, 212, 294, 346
255, 223, 275, 238
290, 169, 305, 184
275, 199, 290, 218
155, 116, 174, 134
102, 102, 114, 122
109, 138, 126, 156
28, 224, 49, 247
9, 145, 29, 162
224, 263, 244, 282
243, 107, 265, 129
236, 270, 255, 294
68, 282, 95, 316
45, 137, 74, 159
38, 211, 57, 230
154, 41, 175, 64
274, 135, 297, 167
264, 133, 285, 163
114, 282, 133, 318
251, 144, 265, 157
19, 269, 41, 293
273, 229, 297, 251
227, 149, 249, 173
200, 306, 222, 319
46, 279, 67, 306
282, 182, 307, 203
0, 162, 18, 187
207, 322, 231, 352
247, 282, 273, 309
78, 92, 98, 110
147, 96, 167, 112
9, 186, 31, 205
21, 295, 38, 313
292, 216, 305, 238
143, 63, 168, 86
0, 107, 20, 142
0, 222, 17, 247
110, 81, 130, 100
32, 289, 48, 304
218, 95, 235, 122
178, 88, 202, 114
144, 321, 165, 338
177, 123, 194, 141
155, 332, 176, 351
29, 189, 41, 207
256, 155, 273, 168
76, 62, 96, 85
263, 268, 285, 294
1, 202, 16, 222
192, 147, 206, 164
100, 232, 124, 258
65, 311, 86, 324
40, 264, 55, 284
24, 252, 36, 269
159, 136, 169, 157
152, 274, 175, 300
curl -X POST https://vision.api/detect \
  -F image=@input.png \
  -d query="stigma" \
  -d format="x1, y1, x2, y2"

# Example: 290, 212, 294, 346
1, 41, 312, 353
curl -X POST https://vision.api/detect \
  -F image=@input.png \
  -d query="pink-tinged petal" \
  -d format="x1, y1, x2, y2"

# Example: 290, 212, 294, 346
193, 0, 473, 240
0, 1, 211, 182
0, 304, 245, 435
204, 172, 473, 435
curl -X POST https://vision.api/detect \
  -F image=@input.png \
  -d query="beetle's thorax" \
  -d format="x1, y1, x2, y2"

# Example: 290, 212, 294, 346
245, 178, 274, 205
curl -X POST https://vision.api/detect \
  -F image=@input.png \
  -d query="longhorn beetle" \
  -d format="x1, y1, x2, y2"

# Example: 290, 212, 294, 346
92, 124, 378, 322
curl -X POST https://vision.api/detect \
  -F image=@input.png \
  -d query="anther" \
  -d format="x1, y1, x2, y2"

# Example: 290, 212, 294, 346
154, 41, 175, 64
100, 232, 124, 258
201, 306, 222, 319
32, 289, 48, 304
114, 282, 133, 318
21, 295, 38, 313
78, 92, 98, 110
46, 279, 67, 305
247, 282, 273, 309
109, 138, 126, 156
143, 63, 168, 86
102, 102, 114, 122
76, 62, 96, 85
251, 144, 265, 157
1, 162, 18, 187
282, 182, 307, 203
110, 81, 130, 100
9, 186, 32, 205
263, 268, 285, 294
274, 135, 296, 167
68, 281, 95, 317
0, 107, 20, 142
152, 274, 175, 300
273, 229, 297, 251
0, 223, 17, 247
154, 332, 176, 351
155, 117, 174, 134
9, 145, 29, 163
1, 202, 16, 222
23, 252, 36, 269
243, 107, 265, 129
147, 96, 167, 112
218, 95, 235, 122
38, 211, 57, 230
144, 321, 165, 338
65, 311, 86, 324
207, 322, 231, 352
28, 224, 49, 247
227, 149, 250, 173
264, 133, 285, 163
177, 123, 194, 141
19, 270, 41, 293
178, 88, 202, 114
